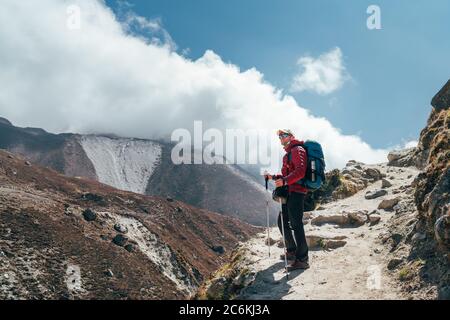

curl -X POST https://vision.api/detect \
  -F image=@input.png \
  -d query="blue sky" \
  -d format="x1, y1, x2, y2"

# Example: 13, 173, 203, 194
106, 0, 450, 148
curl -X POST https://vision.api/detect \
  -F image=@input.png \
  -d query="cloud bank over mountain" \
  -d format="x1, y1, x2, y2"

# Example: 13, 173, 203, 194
0, 0, 389, 169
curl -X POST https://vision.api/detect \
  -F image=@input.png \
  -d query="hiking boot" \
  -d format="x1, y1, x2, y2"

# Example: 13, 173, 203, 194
280, 251, 296, 261
287, 259, 310, 271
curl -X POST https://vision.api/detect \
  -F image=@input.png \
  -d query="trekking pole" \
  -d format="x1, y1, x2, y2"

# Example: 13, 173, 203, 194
279, 198, 290, 280
265, 174, 270, 258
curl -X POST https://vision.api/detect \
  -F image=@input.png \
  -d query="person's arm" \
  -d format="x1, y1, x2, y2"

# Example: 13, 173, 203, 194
282, 146, 307, 185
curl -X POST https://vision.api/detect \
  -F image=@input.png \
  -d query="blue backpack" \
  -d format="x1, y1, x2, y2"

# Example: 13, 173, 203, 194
288, 140, 326, 191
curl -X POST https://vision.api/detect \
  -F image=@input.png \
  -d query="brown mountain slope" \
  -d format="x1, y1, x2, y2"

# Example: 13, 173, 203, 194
0, 120, 278, 226
146, 143, 279, 226
0, 150, 258, 299
0, 119, 97, 180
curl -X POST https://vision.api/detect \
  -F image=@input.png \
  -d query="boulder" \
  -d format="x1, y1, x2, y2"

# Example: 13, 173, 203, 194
112, 234, 128, 247
365, 189, 388, 200
363, 168, 382, 181
369, 214, 381, 226
212, 246, 225, 255
381, 179, 392, 188
347, 211, 368, 226
378, 198, 400, 211
82, 209, 97, 222
114, 223, 128, 234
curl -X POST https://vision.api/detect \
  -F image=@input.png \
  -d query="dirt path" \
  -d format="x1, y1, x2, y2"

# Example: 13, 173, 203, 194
236, 164, 419, 300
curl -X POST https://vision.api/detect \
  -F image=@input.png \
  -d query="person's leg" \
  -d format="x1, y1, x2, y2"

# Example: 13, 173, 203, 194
287, 192, 309, 262
277, 203, 296, 253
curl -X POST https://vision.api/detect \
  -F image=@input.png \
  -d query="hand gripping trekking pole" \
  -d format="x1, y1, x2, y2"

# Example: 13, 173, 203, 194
279, 197, 289, 280
265, 175, 270, 258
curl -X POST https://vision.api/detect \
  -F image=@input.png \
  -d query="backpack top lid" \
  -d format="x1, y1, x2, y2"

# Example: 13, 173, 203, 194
302, 140, 324, 159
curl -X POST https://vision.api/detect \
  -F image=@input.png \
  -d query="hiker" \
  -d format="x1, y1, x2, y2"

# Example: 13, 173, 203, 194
265, 129, 310, 271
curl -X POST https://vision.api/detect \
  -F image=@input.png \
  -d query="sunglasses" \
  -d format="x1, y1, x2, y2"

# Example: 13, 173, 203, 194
278, 133, 290, 139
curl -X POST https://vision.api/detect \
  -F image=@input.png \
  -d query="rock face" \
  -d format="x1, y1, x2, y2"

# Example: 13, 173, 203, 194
387, 148, 423, 168
304, 163, 383, 210
431, 79, 450, 111
413, 79, 450, 253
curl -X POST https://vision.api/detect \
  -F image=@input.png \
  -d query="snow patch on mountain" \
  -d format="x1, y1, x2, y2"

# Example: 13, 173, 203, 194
79, 136, 161, 194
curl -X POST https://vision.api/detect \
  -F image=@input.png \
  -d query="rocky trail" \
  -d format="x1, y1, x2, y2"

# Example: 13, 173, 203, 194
197, 161, 437, 300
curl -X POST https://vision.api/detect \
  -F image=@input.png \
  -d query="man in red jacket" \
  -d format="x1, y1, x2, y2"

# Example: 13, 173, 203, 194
265, 129, 309, 271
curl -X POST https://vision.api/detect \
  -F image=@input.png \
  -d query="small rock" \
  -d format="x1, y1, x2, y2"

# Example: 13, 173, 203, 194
176, 207, 183, 213
378, 198, 400, 211
387, 258, 403, 270
365, 189, 388, 200
411, 232, 426, 242
364, 168, 382, 181
82, 209, 97, 222
166, 197, 174, 202
211, 246, 225, 255
124, 244, 135, 252
114, 223, 128, 234
374, 248, 381, 254
347, 211, 368, 226
112, 234, 128, 247
265, 237, 277, 246
391, 233, 403, 246
81, 193, 106, 204
381, 179, 392, 188
105, 269, 114, 277
25, 161, 31, 166
369, 214, 382, 226
435, 215, 450, 249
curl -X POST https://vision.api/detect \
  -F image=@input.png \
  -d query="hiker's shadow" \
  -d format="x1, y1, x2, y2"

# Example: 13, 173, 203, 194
238, 261, 305, 300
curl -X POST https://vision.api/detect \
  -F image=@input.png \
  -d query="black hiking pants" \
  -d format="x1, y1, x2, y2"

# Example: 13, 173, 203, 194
277, 192, 309, 261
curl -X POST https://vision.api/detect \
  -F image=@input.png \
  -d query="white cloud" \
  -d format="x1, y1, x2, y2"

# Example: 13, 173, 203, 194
291, 47, 350, 95
0, 0, 388, 170
403, 140, 418, 149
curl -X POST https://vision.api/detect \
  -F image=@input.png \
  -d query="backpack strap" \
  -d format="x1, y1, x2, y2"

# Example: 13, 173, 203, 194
287, 143, 305, 161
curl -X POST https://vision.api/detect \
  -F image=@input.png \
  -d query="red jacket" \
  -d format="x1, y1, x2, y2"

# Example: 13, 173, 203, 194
274, 139, 308, 194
